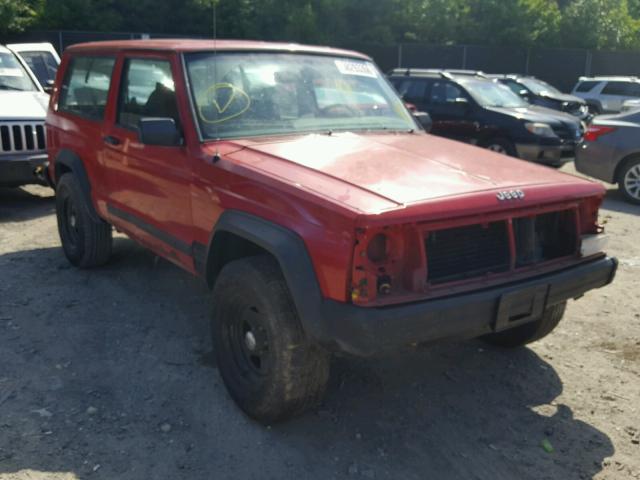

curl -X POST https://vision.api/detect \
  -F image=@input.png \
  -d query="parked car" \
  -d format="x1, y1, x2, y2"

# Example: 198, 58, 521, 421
571, 76, 640, 114
7, 42, 60, 93
622, 98, 640, 112
0, 45, 49, 188
576, 110, 640, 204
490, 74, 590, 121
47, 40, 615, 422
389, 69, 583, 167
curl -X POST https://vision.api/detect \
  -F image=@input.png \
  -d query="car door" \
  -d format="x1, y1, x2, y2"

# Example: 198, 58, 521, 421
426, 80, 477, 142
599, 82, 628, 112
101, 53, 194, 266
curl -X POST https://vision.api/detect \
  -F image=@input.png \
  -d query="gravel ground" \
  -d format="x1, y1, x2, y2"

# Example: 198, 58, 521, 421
0, 164, 638, 480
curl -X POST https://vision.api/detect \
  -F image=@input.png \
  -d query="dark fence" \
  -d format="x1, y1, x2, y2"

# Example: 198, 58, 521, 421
353, 44, 640, 92
3, 30, 640, 92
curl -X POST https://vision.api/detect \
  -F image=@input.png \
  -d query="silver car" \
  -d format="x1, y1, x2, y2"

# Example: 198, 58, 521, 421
571, 76, 640, 114
576, 110, 640, 204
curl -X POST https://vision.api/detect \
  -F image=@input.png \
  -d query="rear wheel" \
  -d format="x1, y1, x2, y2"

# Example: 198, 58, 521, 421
481, 302, 566, 348
211, 255, 330, 423
55, 173, 112, 268
482, 137, 517, 157
618, 158, 640, 205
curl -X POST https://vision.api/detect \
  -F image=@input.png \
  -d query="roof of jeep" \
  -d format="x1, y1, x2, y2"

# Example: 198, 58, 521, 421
65, 39, 370, 60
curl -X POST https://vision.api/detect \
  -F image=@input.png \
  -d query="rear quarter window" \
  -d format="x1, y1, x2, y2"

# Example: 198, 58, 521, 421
574, 81, 599, 93
601, 82, 631, 96
59, 56, 116, 121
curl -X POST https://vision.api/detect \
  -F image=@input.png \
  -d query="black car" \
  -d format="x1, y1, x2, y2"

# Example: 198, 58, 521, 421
389, 69, 584, 166
490, 74, 590, 121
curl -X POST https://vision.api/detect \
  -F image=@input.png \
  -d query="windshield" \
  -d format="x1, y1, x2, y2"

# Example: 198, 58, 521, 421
185, 52, 415, 140
0, 52, 37, 91
519, 78, 562, 96
460, 79, 528, 108
19, 51, 59, 86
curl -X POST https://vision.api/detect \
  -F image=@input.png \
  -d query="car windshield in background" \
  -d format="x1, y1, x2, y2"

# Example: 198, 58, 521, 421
19, 50, 59, 86
185, 52, 415, 140
519, 78, 562, 96
0, 52, 37, 91
460, 79, 528, 108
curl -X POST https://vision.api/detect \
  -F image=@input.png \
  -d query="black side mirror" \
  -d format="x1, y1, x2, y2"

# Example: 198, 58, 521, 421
138, 118, 181, 146
413, 111, 432, 132
43, 79, 55, 94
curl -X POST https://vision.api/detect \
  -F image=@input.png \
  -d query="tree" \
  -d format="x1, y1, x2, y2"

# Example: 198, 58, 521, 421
561, 0, 640, 49
0, 0, 42, 35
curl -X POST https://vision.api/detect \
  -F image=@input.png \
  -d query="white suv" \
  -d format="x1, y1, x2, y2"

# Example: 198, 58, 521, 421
571, 76, 640, 114
0, 45, 49, 187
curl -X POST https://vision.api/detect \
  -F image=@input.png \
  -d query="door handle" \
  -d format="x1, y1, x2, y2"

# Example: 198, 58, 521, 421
103, 135, 121, 146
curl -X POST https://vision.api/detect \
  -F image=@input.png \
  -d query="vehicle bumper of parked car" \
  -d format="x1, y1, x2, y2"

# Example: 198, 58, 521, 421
0, 153, 49, 188
317, 257, 617, 356
515, 141, 577, 166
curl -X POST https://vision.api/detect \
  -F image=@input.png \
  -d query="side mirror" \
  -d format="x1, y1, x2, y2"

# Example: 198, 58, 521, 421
413, 111, 432, 132
519, 89, 529, 97
43, 79, 55, 94
138, 117, 181, 146
405, 101, 418, 112
453, 97, 469, 105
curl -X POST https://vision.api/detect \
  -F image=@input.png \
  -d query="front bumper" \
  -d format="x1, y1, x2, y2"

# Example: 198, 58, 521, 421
516, 142, 576, 166
316, 257, 617, 356
0, 153, 49, 187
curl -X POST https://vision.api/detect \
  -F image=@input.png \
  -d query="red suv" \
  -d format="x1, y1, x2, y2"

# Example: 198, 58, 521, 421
46, 40, 616, 423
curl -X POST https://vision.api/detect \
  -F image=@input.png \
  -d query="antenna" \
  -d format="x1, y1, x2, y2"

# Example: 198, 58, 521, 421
212, 0, 221, 162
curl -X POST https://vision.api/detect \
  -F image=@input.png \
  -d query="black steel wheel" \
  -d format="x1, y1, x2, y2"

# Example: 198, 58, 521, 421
212, 255, 330, 423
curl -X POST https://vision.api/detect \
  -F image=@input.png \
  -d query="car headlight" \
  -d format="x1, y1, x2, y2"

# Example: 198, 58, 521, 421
525, 122, 557, 138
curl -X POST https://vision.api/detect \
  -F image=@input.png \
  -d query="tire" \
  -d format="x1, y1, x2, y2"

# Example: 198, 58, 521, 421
617, 157, 640, 205
481, 302, 566, 348
55, 173, 112, 268
481, 137, 517, 157
211, 255, 330, 423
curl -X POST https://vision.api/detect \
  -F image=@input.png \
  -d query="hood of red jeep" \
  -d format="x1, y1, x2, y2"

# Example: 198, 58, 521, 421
222, 132, 601, 215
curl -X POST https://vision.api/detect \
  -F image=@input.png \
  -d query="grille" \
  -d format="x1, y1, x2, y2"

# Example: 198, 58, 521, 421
0, 122, 46, 154
426, 222, 510, 284
514, 210, 577, 267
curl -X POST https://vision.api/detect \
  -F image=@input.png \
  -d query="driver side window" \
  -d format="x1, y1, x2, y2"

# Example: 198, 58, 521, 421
117, 58, 180, 131
430, 81, 463, 105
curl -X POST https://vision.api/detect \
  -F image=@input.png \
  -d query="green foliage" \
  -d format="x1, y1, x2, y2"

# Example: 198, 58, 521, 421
1, 0, 640, 50
560, 0, 640, 49
0, 0, 42, 35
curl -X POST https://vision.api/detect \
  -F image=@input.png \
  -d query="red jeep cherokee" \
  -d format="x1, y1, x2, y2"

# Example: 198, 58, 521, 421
46, 40, 616, 422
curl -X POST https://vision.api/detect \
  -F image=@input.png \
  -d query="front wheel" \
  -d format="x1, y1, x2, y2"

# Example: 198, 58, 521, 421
481, 137, 517, 157
618, 157, 640, 205
481, 302, 566, 348
211, 255, 330, 423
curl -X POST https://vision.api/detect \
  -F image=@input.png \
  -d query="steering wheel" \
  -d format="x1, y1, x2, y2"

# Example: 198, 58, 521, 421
319, 103, 359, 118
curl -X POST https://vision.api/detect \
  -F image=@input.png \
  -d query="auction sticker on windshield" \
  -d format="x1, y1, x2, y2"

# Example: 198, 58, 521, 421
335, 60, 377, 78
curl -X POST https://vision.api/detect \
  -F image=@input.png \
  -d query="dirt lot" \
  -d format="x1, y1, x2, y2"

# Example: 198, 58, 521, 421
0, 165, 638, 480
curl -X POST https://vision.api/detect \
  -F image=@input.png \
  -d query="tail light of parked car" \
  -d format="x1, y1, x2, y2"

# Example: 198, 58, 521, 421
584, 125, 616, 142
350, 199, 605, 306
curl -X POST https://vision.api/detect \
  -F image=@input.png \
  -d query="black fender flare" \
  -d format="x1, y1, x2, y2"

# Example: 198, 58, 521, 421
204, 210, 331, 346
54, 149, 102, 223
